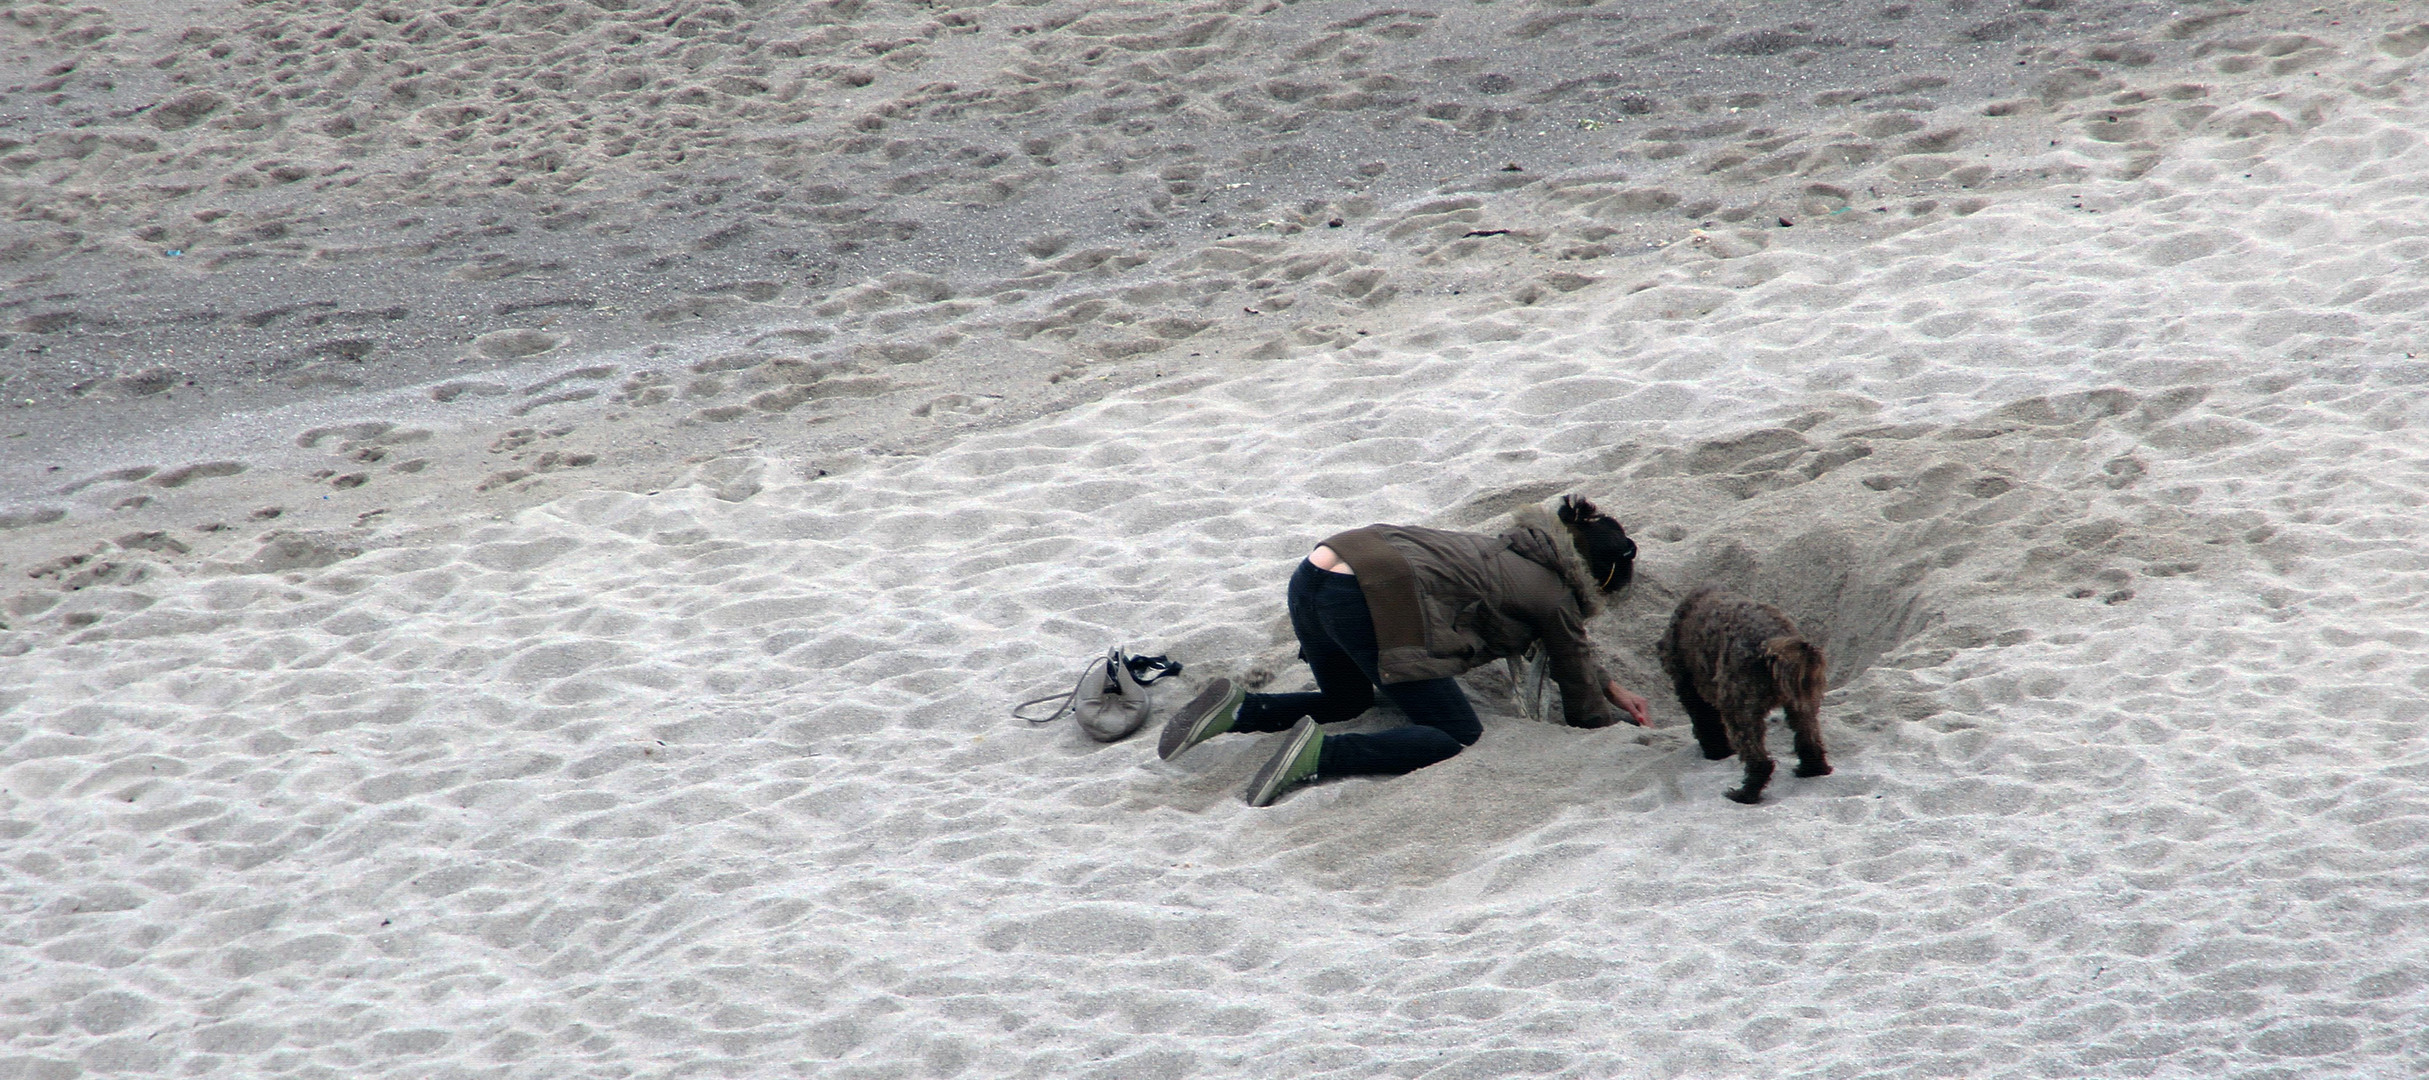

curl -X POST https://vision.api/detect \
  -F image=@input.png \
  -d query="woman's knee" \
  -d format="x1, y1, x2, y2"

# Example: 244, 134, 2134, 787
1386, 680, 1483, 746
1408, 726, 1470, 767
1309, 683, 1375, 724
1416, 714, 1481, 747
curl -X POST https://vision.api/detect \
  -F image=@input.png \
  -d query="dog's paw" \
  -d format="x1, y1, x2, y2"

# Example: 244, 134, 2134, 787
1702, 746, 1734, 760
1795, 762, 1833, 778
1725, 787, 1764, 804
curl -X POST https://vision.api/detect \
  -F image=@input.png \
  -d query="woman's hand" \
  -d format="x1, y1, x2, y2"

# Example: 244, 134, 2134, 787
1603, 680, 1651, 727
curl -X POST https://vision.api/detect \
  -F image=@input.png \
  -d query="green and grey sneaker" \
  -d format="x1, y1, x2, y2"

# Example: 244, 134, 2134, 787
1157, 678, 1245, 761
1244, 717, 1323, 807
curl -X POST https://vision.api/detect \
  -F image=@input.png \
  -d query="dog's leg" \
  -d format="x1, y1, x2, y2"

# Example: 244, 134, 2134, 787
1672, 669, 1731, 760
1787, 704, 1831, 779
1723, 709, 1774, 804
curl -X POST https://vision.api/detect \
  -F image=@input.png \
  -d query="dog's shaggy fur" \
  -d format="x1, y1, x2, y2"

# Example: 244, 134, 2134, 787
1658, 586, 1831, 804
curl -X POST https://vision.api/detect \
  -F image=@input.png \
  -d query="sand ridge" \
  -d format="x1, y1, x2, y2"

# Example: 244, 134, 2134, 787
5, 1, 2416, 470
4, 2, 2429, 1078
7, 1, 2427, 575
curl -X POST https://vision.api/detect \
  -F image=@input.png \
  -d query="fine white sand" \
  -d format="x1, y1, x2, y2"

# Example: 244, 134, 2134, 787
5, 2, 2428, 1077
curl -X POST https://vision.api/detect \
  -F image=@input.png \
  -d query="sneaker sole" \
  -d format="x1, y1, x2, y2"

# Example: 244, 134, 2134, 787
1156, 678, 1238, 761
1244, 717, 1319, 807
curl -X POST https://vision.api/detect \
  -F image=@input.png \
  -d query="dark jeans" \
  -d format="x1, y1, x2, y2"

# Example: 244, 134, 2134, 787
1232, 560, 1484, 776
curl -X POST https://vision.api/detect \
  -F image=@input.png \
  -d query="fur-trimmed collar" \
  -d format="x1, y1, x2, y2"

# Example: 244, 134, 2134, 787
1505, 501, 1605, 619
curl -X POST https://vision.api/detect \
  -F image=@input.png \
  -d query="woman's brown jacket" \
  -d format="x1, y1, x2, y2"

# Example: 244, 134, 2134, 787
1317, 505, 1619, 728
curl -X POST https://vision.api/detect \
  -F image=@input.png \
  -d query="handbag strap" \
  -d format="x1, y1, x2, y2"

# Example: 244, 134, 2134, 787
1125, 653, 1183, 685
1014, 650, 1173, 724
1013, 651, 1117, 724
1012, 686, 1080, 724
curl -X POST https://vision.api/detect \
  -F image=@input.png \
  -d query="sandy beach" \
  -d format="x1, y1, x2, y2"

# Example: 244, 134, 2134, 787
4, 1, 2427, 1076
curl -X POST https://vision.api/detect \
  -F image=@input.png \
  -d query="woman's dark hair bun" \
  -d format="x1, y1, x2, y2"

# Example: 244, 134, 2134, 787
1559, 494, 1635, 592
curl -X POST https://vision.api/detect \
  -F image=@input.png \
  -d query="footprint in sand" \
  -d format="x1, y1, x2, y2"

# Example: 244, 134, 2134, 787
147, 461, 245, 489
473, 329, 562, 360
430, 382, 512, 403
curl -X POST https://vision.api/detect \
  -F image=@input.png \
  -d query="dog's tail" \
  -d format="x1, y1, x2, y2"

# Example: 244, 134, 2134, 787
1764, 636, 1827, 712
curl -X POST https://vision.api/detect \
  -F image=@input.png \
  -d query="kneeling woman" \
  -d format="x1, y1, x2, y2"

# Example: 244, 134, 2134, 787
1162, 495, 1652, 805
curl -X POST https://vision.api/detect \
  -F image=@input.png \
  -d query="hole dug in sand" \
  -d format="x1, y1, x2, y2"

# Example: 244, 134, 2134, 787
1653, 524, 1934, 697
1233, 401, 2252, 890
1594, 397, 2236, 731
1220, 472, 1953, 894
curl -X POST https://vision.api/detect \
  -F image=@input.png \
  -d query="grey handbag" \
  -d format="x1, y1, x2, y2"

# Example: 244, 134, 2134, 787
1014, 649, 1182, 742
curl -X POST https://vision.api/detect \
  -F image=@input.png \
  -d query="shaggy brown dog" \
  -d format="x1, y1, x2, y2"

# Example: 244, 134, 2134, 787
1658, 586, 1831, 804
